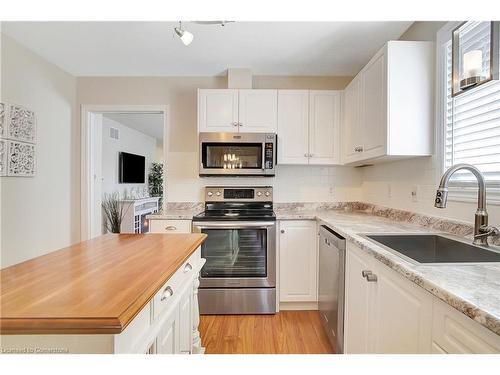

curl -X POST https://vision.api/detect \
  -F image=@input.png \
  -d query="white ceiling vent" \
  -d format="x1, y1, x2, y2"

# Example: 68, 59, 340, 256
109, 127, 119, 140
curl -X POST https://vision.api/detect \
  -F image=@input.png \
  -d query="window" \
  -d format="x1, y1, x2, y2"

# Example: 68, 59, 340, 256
439, 22, 500, 203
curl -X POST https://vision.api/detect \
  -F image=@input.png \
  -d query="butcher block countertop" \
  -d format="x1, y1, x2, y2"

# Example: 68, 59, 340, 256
0, 233, 206, 335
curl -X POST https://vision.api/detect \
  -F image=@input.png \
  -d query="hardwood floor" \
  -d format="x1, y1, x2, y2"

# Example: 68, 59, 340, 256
199, 311, 335, 354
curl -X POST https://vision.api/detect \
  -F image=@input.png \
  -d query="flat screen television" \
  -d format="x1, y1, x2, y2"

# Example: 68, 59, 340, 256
119, 152, 145, 183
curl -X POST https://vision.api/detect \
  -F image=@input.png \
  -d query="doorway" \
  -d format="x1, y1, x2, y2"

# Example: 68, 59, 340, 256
81, 105, 169, 240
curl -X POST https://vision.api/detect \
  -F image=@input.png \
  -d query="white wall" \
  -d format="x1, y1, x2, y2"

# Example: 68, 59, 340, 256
0, 34, 79, 267
77, 76, 362, 203
101, 116, 160, 197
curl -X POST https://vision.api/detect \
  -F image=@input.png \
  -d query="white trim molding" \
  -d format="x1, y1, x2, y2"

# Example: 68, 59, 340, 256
80, 105, 170, 241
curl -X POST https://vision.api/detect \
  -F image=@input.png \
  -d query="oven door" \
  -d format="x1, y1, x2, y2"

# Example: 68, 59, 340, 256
192, 221, 276, 288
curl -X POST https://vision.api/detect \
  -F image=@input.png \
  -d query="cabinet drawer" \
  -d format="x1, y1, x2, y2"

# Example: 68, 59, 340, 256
432, 299, 500, 353
149, 220, 192, 234
152, 248, 200, 321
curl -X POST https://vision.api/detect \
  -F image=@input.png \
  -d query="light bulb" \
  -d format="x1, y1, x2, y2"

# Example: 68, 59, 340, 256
180, 30, 194, 46
463, 50, 483, 78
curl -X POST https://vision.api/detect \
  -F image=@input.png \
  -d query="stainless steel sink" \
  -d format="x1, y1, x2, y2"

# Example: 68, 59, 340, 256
364, 234, 500, 264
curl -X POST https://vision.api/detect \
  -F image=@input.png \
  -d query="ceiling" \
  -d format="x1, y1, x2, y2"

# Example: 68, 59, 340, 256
104, 113, 164, 141
2, 21, 413, 76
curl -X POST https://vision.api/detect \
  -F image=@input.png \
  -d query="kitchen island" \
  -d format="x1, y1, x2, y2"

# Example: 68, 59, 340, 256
0, 233, 206, 354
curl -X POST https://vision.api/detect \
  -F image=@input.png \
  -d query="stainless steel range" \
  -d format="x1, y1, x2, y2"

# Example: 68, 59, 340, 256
192, 186, 276, 314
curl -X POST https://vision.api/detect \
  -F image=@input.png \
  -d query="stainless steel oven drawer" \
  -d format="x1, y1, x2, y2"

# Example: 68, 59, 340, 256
199, 288, 276, 314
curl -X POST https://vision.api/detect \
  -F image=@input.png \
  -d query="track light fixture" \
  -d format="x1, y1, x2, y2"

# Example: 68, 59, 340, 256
174, 22, 194, 46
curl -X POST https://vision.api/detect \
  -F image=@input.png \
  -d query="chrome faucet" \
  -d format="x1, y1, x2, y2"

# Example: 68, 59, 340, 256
435, 163, 499, 246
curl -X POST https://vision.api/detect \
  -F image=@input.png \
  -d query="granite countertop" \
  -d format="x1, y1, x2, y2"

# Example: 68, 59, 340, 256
276, 208, 500, 336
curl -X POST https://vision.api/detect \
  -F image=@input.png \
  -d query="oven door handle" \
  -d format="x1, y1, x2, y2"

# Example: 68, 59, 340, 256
192, 221, 276, 229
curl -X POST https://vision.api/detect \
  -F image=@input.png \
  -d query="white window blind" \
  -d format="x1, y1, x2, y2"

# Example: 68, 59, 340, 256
444, 23, 500, 189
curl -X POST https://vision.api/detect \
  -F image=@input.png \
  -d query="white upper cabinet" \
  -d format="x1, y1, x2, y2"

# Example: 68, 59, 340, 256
238, 89, 278, 132
277, 90, 309, 164
198, 89, 239, 132
341, 41, 434, 165
309, 90, 341, 164
342, 76, 362, 163
277, 90, 341, 165
360, 51, 386, 159
198, 89, 277, 133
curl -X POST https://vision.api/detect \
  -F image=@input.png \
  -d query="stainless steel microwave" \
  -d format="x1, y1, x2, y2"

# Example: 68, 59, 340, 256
199, 132, 276, 177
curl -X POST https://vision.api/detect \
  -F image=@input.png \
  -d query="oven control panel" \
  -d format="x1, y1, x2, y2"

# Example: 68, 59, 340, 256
205, 186, 273, 202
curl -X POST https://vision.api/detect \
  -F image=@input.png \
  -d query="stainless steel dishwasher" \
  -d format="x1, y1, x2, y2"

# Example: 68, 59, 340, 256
319, 225, 346, 353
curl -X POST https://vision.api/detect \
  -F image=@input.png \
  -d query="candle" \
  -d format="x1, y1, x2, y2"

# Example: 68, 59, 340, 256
463, 50, 483, 78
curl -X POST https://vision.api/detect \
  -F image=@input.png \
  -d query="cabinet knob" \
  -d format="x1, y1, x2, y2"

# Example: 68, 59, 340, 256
309, 153, 314, 157
232, 121, 238, 126
280, 229, 285, 234
361, 270, 372, 278
304, 153, 308, 157
160, 286, 174, 301
238, 122, 243, 126
183, 262, 193, 273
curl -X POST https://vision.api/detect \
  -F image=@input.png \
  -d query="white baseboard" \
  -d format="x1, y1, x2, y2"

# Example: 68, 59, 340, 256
279, 301, 318, 311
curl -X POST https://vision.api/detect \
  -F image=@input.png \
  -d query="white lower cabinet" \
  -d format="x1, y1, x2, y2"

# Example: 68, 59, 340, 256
371, 256, 433, 354
344, 242, 500, 354
156, 306, 179, 354
279, 220, 318, 304
432, 299, 500, 353
346, 243, 432, 353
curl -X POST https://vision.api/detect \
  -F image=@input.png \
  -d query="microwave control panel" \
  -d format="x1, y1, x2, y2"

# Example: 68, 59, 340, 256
264, 143, 274, 169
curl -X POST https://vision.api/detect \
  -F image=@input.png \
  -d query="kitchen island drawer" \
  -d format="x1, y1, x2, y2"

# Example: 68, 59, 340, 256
152, 248, 201, 321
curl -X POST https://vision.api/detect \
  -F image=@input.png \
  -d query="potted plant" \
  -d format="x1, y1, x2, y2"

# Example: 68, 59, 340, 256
102, 192, 128, 233
148, 162, 164, 207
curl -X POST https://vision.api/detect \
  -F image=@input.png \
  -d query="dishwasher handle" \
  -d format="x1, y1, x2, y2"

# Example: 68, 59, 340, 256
320, 225, 346, 251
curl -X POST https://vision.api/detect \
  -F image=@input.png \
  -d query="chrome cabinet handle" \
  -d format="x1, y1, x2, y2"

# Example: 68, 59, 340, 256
361, 270, 372, 278
280, 229, 285, 234
304, 153, 308, 157
183, 262, 193, 273
165, 226, 177, 231
232, 121, 238, 127
366, 274, 378, 282
160, 286, 174, 301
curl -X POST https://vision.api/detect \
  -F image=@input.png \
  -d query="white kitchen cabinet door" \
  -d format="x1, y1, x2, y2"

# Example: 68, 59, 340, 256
371, 261, 433, 354
432, 299, 500, 354
342, 77, 362, 164
279, 220, 317, 302
360, 51, 387, 159
238, 89, 278, 133
344, 244, 374, 353
198, 89, 239, 132
178, 285, 193, 354
309, 90, 341, 165
156, 306, 179, 354
277, 90, 309, 164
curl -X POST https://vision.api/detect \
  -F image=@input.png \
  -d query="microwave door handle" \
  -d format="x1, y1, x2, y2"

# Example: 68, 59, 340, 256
262, 143, 266, 170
